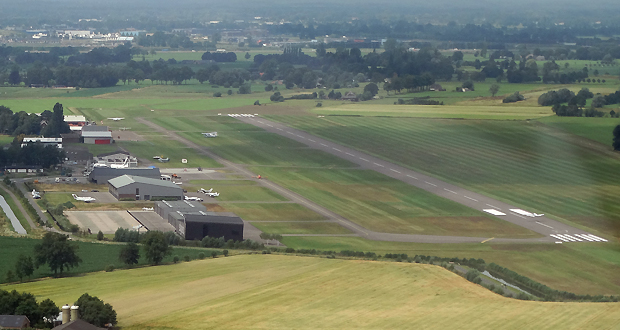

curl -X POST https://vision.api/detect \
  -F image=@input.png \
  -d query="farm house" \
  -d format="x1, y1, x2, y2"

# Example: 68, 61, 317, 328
108, 175, 183, 201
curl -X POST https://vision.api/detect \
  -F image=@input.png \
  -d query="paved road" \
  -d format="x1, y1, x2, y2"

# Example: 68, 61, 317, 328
236, 116, 600, 243
138, 117, 562, 244
0, 186, 28, 234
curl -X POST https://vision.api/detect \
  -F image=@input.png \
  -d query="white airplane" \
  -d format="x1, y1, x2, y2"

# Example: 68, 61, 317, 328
93, 163, 109, 168
109, 157, 130, 169
72, 194, 96, 203
107, 117, 125, 121
31, 189, 41, 199
509, 209, 544, 217
184, 196, 203, 202
198, 188, 213, 193
158, 157, 169, 163
205, 192, 219, 197
202, 132, 218, 138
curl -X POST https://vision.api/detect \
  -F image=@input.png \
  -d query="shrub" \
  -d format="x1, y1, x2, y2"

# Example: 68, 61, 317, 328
104, 264, 115, 272
222, 250, 229, 257
227, 89, 233, 95
264, 84, 273, 91
213, 92, 222, 97
96, 230, 104, 241
183, 255, 190, 262
211, 251, 218, 258
198, 252, 205, 259
173, 255, 180, 263
316, 102, 322, 107
502, 92, 525, 103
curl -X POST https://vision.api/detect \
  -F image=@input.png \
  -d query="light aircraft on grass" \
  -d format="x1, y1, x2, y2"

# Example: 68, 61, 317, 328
198, 188, 219, 197
202, 132, 218, 138
72, 194, 96, 203
198, 188, 213, 193
107, 117, 125, 121
158, 157, 170, 163
31, 189, 41, 199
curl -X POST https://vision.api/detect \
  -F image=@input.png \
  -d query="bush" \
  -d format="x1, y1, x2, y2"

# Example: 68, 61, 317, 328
213, 92, 222, 97
222, 249, 229, 257
264, 84, 273, 91
316, 102, 322, 107
173, 255, 180, 263
97, 230, 104, 241
104, 264, 114, 272
502, 92, 525, 103
198, 252, 205, 259
183, 255, 190, 262
227, 89, 233, 95
211, 251, 218, 258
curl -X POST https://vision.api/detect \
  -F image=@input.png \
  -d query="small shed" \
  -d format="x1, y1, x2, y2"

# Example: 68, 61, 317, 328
0, 315, 30, 329
342, 91, 359, 101
108, 175, 183, 201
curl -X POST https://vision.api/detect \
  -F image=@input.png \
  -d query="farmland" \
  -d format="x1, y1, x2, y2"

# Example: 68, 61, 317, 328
4, 255, 620, 330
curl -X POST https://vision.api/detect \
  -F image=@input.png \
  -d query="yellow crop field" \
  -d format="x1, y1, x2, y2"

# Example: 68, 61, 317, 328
4, 255, 619, 330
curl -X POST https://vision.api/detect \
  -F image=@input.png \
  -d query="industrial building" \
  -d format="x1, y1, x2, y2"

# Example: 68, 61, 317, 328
94, 151, 138, 168
108, 175, 182, 201
0, 315, 30, 329
155, 200, 244, 241
64, 115, 87, 131
88, 167, 160, 184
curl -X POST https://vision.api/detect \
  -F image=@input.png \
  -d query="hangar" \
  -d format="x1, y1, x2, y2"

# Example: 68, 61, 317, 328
108, 175, 183, 201
88, 167, 160, 184
155, 200, 244, 241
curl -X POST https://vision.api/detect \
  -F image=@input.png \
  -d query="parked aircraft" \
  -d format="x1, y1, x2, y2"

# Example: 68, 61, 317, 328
198, 188, 219, 197
31, 189, 41, 199
205, 192, 219, 197
184, 196, 203, 202
158, 157, 170, 163
202, 132, 218, 137
107, 117, 125, 121
198, 188, 213, 193
72, 194, 96, 203
109, 157, 130, 169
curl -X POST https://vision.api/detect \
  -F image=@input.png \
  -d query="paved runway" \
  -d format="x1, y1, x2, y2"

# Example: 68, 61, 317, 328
236, 115, 605, 244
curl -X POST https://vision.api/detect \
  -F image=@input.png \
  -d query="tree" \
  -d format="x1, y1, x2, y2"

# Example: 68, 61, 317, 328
613, 125, 620, 151
75, 293, 117, 327
363, 83, 379, 97
15, 255, 34, 281
489, 84, 500, 97
245, 52, 251, 60
96, 230, 104, 241
142, 231, 171, 265
8, 66, 21, 85
119, 242, 140, 267
462, 80, 474, 91
39, 298, 60, 327
33, 232, 82, 276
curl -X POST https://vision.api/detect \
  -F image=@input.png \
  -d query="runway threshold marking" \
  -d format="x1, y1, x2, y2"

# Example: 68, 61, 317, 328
536, 221, 553, 229
464, 196, 478, 202
481, 237, 495, 243
444, 188, 457, 194
425, 181, 437, 187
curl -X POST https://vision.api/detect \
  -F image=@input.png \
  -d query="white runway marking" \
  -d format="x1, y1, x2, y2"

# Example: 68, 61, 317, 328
550, 234, 569, 242
296, 135, 305, 138
359, 158, 369, 162
486, 204, 500, 210
257, 121, 264, 124
444, 188, 457, 194
536, 221, 553, 229
574, 234, 595, 242
390, 169, 401, 173
332, 148, 342, 152
277, 128, 283, 131
406, 175, 418, 180
425, 181, 437, 187
373, 163, 385, 167
510, 213, 526, 219
464, 196, 478, 202
287, 131, 294, 135
308, 139, 315, 142
483, 209, 506, 216
345, 152, 355, 156
266, 124, 273, 127
320, 143, 328, 146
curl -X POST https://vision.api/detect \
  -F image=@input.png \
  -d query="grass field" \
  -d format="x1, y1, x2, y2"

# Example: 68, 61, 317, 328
219, 203, 327, 221
537, 116, 620, 145
3, 255, 620, 330
280, 237, 620, 295
269, 115, 620, 237
0, 236, 221, 284
251, 221, 352, 235
246, 167, 539, 238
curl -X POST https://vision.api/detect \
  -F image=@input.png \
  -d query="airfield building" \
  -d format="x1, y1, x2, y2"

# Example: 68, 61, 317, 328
88, 167, 160, 184
95, 151, 138, 168
81, 126, 113, 144
108, 175, 182, 201
155, 200, 244, 241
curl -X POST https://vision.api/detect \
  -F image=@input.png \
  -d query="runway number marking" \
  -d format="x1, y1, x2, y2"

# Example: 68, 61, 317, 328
464, 196, 478, 202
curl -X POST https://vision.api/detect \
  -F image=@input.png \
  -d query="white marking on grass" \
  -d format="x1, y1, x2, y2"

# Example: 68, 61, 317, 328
464, 196, 478, 202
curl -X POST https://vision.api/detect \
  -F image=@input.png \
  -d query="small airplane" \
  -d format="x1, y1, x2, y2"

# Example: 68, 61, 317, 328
158, 157, 170, 163
184, 196, 203, 202
31, 189, 41, 199
107, 117, 125, 121
205, 192, 219, 197
153, 155, 161, 160
198, 188, 213, 194
202, 132, 218, 138
72, 194, 96, 203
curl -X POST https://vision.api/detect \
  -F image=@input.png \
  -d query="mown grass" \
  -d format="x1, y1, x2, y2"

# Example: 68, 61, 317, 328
246, 167, 539, 238
251, 221, 352, 235
4, 255, 620, 329
119, 138, 222, 168
0, 235, 221, 284
219, 203, 327, 221
537, 116, 620, 146
270, 115, 620, 236
204, 185, 288, 202
280, 237, 620, 295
